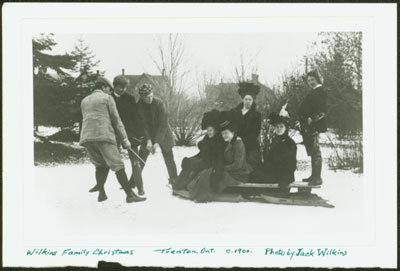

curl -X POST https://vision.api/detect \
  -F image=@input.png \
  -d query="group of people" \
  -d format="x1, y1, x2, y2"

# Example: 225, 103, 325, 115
79, 70, 327, 203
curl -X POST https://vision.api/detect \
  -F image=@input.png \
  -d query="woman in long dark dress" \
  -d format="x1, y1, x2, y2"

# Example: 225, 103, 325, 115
187, 120, 250, 202
172, 110, 224, 190
229, 82, 262, 170
250, 112, 297, 191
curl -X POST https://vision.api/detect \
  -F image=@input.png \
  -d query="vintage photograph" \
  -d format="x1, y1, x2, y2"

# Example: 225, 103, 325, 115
2, 3, 397, 269
31, 32, 364, 237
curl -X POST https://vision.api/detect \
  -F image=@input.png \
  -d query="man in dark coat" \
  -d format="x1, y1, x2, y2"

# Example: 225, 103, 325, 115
250, 113, 297, 191
297, 70, 328, 185
136, 84, 177, 182
111, 75, 148, 195
80, 77, 145, 203
229, 82, 262, 170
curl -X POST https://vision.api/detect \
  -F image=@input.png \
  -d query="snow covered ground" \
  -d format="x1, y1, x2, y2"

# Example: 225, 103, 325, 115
26, 145, 368, 248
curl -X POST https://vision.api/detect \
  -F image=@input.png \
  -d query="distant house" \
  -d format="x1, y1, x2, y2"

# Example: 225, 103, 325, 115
120, 69, 169, 99
205, 74, 276, 112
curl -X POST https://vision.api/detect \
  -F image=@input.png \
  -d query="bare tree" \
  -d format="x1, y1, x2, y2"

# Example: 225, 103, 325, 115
234, 47, 261, 82
150, 34, 200, 146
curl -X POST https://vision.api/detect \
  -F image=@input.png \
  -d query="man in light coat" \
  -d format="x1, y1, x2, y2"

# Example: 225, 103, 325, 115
80, 77, 146, 203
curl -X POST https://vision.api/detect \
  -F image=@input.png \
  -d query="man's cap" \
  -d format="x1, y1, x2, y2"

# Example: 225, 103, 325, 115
96, 76, 113, 89
138, 83, 153, 97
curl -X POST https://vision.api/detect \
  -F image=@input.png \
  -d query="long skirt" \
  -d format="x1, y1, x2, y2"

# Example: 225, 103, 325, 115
173, 156, 209, 190
187, 168, 243, 202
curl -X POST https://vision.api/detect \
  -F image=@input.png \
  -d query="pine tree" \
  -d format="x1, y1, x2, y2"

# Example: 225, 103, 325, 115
33, 34, 76, 131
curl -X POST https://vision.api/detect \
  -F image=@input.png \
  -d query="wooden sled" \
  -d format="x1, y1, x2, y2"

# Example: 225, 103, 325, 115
171, 182, 334, 208
229, 182, 321, 194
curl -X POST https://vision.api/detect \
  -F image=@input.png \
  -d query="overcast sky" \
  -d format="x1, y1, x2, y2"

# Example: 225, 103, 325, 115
50, 33, 319, 93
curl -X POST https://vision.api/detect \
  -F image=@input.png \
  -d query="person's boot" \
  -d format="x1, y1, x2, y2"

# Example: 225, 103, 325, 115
116, 169, 146, 202
128, 175, 136, 189
303, 156, 315, 183
89, 184, 99, 193
309, 156, 323, 186
95, 167, 109, 202
135, 178, 145, 196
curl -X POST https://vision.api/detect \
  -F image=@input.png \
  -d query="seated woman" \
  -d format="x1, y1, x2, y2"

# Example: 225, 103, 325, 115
172, 110, 224, 190
187, 119, 251, 202
249, 112, 297, 191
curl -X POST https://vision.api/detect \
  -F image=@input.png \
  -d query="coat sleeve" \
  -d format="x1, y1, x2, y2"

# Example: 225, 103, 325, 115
107, 96, 128, 143
224, 139, 246, 172
154, 100, 170, 145
120, 98, 136, 139
251, 111, 261, 138
312, 90, 328, 115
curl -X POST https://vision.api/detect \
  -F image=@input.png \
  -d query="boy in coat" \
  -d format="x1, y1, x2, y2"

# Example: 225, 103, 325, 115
80, 77, 145, 203
297, 70, 328, 185
136, 84, 178, 183
111, 75, 147, 195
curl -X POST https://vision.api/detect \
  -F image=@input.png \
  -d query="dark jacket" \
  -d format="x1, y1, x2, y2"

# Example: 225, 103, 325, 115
187, 136, 250, 201
195, 134, 225, 167
137, 97, 175, 149
111, 92, 147, 146
229, 103, 261, 152
251, 132, 297, 185
298, 85, 328, 133
80, 89, 128, 146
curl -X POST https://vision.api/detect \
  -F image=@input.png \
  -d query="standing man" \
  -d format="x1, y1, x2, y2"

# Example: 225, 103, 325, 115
136, 83, 177, 183
80, 77, 145, 203
111, 75, 147, 195
297, 70, 328, 186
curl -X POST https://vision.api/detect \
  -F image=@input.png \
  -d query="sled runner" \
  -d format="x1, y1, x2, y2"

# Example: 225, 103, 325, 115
171, 182, 334, 208
229, 182, 321, 194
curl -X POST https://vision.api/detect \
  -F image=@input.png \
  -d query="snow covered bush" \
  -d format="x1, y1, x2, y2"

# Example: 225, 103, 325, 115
325, 131, 363, 173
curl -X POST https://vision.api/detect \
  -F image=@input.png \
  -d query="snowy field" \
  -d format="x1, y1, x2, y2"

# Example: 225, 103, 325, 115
26, 143, 368, 248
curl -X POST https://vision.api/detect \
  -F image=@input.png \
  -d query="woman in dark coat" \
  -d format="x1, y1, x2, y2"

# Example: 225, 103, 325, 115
229, 82, 262, 170
250, 112, 297, 191
172, 110, 225, 190
187, 120, 250, 202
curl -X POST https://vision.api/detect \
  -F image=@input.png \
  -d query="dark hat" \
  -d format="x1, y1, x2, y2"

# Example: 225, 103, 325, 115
96, 77, 113, 89
238, 82, 261, 99
268, 112, 289, 126
219, 111, 236, 132
138, 83, 153, 97
201, 109, 221, 130
113, 75, 129, 88
306, 70, 322, 84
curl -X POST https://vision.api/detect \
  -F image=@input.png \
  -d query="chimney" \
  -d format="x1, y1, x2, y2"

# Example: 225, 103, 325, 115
96, 70, 100, 76
251, 74, 259, 83
122, 68, 125, 75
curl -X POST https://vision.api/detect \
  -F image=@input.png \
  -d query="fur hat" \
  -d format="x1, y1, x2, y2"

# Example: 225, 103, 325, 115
267, 112, 289, 126
219, 111, 236, 132
113, 75, 129, 88
237, 82, 261, 99
138, 83, 153, 97
201, 109, 221, 130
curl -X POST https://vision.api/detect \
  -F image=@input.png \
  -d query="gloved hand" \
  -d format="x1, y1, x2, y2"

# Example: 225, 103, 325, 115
122, 138, 131, 149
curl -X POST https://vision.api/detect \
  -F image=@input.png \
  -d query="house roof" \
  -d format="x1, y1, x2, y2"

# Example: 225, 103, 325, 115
124, 73, 167, 88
